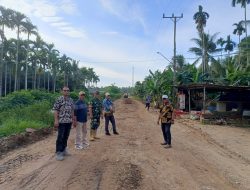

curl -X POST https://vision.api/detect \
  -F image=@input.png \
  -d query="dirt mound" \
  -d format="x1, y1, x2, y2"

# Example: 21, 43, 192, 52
0, 127, 53, 157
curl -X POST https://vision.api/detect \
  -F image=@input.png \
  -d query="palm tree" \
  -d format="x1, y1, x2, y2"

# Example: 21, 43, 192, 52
233, 21, 246, 44
12, 11, 27, 91
193, 5, 209, 33
222, 35, 236, 56
31, 35, 46, 89
50, 48, 60, 93
193, 5, 209, 76
45, 43, 56, 92
189, 32, 219, 73
60, 54, 72, 86
232, 0, 250, 37
175, 55, 185, 72
22, 19, 37, 90
216, 37, 225, 61
0, 6, 14, 96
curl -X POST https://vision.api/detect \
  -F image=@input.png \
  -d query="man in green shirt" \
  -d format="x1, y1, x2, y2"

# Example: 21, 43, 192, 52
89, 91, 103, 141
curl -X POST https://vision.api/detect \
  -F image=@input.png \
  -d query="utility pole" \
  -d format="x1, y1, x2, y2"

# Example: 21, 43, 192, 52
163, 13, 183, 87
163, 13, 183, 107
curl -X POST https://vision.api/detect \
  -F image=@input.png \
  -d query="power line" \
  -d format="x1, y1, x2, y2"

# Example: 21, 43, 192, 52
77, 51, 246, 64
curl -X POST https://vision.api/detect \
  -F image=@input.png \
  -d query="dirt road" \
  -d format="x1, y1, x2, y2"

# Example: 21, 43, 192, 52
0, 99, 250, 190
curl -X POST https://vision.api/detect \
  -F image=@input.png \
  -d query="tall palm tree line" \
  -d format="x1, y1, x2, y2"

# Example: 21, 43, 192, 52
0, 6, 100, 96
0, 6, 14, 96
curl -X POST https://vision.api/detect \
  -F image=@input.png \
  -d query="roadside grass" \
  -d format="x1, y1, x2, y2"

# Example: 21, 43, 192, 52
0, 101, 54, 138
0, 120, 46, 138
0, 89, 122, 138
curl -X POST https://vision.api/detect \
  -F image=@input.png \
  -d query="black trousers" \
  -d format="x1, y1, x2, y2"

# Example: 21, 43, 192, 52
105, 115, 117, 133
161, 123, 171, 145
56, 123, 72, 153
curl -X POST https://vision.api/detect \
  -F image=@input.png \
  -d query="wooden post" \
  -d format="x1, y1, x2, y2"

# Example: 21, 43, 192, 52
203, 86, 206, 114
188, 89, 191, 113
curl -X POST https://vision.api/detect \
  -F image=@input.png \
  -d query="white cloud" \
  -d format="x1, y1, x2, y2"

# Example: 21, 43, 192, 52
41, 16, 63, 23
59, 30, 86, 38
0, 0, 86, 39
50, 22, 70, 27
32, 1, 57, 17
99, 0, 147, 32
60, 0, 79, 15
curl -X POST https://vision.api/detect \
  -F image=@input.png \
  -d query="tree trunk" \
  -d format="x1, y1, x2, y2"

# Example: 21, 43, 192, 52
43, 65, 46, 90
47, 72, 50, 92
53, 74, 56, 93
4, 60, 7, 96
38, 73, 40, 89
245, 4, 247, 38
66, 74, 68, 87
201, 30, 205, 79
0, 48, 3, 97
14, 27, 20, 91
47, 56, 49, 92
53, 70, 56, 93
64, 72, 66, 86
25, 33, 30, 90
34, 62, 37, 89
9, 64, 12, 93
0, 25, 4, 97
238, 34, 241, 65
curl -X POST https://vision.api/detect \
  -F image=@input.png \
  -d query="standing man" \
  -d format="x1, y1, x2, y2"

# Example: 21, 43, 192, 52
74, 91, 89, 150
103, 92, 119, 135
89, 91, 103, 141
145, 95, 151, 111
53, 86, 75, 161
157, 95, 174, 148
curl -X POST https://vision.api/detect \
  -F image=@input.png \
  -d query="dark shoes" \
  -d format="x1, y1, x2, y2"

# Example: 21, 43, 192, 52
165, 144, 172, 148
106, 131, 119, 135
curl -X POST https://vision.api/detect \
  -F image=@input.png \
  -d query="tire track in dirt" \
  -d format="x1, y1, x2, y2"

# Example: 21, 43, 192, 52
179, 119, 250, 165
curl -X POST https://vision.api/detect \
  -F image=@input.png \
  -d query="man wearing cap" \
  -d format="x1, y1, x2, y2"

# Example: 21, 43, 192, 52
157, 95, 174, 148
89, 91, 103, 141
103, 92, 119, 135
53, 86, 75, 161
73, 91, 89, 150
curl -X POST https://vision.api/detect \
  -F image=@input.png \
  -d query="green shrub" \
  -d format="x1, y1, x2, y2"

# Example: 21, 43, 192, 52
0, 90, 58, 112
0, 91, 35, 112
0, 100, 54, 138
0, 119, 46, 138
29, 90, 58, 103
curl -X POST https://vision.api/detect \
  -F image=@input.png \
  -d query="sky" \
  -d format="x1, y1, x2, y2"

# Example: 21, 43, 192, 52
0, 0, 248, 87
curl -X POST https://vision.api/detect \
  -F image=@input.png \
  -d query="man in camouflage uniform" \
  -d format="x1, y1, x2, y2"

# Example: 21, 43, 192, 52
89, 91, 103, 141
157, 95, 174, 148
